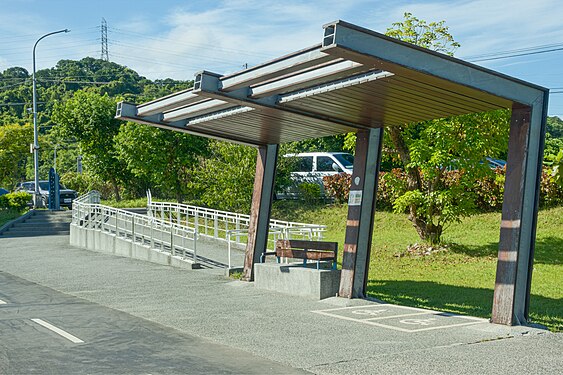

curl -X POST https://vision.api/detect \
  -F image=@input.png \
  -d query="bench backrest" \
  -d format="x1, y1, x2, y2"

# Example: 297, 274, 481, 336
275, 239, 338, 260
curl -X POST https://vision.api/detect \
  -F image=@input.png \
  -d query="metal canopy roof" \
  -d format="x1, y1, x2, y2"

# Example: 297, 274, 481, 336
116, 20, 548, 146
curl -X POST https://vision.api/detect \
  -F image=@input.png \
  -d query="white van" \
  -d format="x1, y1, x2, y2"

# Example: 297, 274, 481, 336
280, 152, 354, 198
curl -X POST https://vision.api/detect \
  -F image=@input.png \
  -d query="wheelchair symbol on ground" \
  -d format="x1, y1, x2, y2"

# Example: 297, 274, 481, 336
352, 309, 388, 316
312, 304, 487, 333
399, 318, 436, 326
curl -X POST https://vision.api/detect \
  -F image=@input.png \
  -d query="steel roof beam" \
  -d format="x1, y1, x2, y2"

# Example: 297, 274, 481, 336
162, 99, 235, 123
115, 101, 262, 147
136, 89, 201, 117
321, 21, 547, 106
249, 60, 365, 98
220, 45, 339, 91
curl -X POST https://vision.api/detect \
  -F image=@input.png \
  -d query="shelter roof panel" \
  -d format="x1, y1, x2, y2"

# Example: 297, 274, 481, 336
116, 20, 547, 146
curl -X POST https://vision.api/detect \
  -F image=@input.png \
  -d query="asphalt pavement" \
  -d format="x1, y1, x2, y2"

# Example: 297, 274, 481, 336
0, 233, 561, 374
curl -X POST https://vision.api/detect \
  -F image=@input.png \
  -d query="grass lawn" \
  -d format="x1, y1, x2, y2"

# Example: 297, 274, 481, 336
0, 209, 26, 227
272, 202, 563, 332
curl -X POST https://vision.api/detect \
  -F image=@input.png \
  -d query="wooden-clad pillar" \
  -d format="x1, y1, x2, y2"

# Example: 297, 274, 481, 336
492, 95, 548, 325
243, 144, 279, 281
339, 127, 384, 298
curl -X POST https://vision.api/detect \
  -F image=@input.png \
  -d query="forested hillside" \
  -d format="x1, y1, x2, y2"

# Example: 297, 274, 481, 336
0, 57, 295, 211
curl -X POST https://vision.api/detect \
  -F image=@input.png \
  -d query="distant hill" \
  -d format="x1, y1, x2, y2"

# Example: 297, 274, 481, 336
0, 57, 192, 126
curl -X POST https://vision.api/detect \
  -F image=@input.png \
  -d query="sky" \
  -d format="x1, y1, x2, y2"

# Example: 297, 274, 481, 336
1, 0, 562, 117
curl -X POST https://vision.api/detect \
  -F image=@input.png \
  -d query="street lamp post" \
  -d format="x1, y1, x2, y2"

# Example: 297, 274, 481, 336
32, 29, 69, 208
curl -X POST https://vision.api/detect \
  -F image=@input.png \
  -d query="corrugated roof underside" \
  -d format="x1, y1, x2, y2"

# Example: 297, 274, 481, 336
280, 75, 512, 128
187, 107, 357, 144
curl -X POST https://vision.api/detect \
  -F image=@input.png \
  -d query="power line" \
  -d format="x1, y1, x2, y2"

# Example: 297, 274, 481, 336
469, 46, 563, 63
108, 27, 273, 59
462, 41, 563, 60
0, 102, 45, 107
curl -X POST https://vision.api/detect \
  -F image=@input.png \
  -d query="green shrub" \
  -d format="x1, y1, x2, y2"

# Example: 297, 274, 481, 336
298, 182, 322, 204
60, 171, 114, 198
321, 166, 563, 213
0, 192, 31, 210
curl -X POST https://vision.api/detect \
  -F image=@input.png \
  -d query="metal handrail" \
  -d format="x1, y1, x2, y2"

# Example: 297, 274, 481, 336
72, 191, 198, 262
146, 193, 326, 252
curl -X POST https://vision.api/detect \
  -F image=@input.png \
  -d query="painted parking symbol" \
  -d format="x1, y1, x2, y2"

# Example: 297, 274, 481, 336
399, 318, 437, 326
352, 309, 387, 316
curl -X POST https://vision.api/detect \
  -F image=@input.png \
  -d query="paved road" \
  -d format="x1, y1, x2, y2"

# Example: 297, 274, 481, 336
0, 271, 306, 374
1, 234, 562, 374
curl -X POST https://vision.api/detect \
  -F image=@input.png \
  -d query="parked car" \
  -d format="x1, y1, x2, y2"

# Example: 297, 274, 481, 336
278, 152, 355, 198
485, 157, 506, 169
15, 180, 78, 208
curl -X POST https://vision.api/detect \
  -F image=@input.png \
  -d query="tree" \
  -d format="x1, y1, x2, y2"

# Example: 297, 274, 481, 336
115, 123, 209, 202
193, 141, 257, 213
52, 90, 129, 200
350, 13, 510, 245
546, 116, 563, 139
0, 123, 33, 188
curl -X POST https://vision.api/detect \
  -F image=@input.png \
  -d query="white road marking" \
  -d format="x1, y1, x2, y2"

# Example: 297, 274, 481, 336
0, 299, 7, 304
31, 318, 84, 344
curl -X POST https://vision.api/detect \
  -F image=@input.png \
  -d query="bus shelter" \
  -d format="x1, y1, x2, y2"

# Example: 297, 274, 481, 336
116, 21, 549, 326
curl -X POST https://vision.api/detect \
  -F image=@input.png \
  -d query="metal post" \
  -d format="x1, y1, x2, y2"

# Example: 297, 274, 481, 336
492, 96, 548, 325
32, 29, 69, 208
193, 232, 198, 263
214, 213, 219, 239
131, 215, 135, 242
170, 225, 174, 256
182, 230, 186, 258
150, 218, 154, 249
236, 217, 240, 244
242, 144, 279, 281
339, 128, 384, 298
115, 210, 119, 236
227, 231, 232, 268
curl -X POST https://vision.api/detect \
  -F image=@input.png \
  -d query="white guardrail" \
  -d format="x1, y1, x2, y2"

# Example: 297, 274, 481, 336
147, 191, 326, 268
73, 190, 326, 269
72, 191, 198, 262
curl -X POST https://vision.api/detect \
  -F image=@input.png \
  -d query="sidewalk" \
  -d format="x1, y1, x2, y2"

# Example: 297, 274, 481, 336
1, 234, 561, 374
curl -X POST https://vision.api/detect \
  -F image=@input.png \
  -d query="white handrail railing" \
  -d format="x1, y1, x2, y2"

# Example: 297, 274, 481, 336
146, 191, 326, 254
73, 191, 198, 262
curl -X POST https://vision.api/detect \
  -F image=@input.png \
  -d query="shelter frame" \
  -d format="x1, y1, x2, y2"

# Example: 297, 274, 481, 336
116, 20, 549, 326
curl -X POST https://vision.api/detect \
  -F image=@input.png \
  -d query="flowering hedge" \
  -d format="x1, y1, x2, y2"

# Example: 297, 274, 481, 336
323, 167, 563, 212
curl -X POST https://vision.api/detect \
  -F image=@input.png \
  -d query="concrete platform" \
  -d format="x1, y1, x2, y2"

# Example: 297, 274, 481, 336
254, 262, 341, 300
1, 234, 560, 375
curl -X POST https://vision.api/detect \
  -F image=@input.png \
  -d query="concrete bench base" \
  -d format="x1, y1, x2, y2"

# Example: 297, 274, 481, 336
254, 262, 340, 300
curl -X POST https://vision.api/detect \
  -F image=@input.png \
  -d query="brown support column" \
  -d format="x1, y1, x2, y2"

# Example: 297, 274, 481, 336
492, 94, 548, 325
242, 144, 279, 282
339, 128, 383, 298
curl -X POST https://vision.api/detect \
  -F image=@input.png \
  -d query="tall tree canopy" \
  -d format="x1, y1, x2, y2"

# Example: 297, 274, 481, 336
376, 13, 509, 244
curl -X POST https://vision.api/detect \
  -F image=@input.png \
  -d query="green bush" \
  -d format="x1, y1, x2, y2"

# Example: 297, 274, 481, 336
0, 192, 31, 210
298, 182, 322, 204
321, 167, 563, 212
60, 171, 114, 198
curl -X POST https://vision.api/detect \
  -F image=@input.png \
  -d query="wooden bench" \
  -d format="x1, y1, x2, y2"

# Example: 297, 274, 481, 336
268, 239, 338, 270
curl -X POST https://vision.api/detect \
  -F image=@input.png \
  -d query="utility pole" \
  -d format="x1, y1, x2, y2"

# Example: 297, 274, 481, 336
32, 29, 70, 208
101, 18, 109, 61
